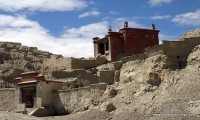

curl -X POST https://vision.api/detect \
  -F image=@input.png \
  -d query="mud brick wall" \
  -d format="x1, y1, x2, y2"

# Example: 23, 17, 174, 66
0, 88, 16, 111
121, 53, 147, 64
145, 44, 164, 57
53, 83, 107, 115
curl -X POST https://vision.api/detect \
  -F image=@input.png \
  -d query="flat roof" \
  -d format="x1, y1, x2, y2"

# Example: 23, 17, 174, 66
21, 71, 39, 75
15, 77, 22, 80
45, 79, 65, 83
17, 80, 37, 85
120, 27, 160, 32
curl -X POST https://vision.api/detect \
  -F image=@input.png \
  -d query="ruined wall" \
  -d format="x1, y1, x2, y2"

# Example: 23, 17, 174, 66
71, 58, 96, 69
121, 53, 147, 64
162, 37, 200, 58
43, 57, 72, 76
39, 82, 63, 108
160, 37, 200, 69
0, 88, 16, 111
43, 56, 107, 77
145, 44, 164, 57
71, 57, 107, 69
118, 37, 200, 69
99, 70, 115, 85
53, 83, 107, 115
52, 69, 99, 85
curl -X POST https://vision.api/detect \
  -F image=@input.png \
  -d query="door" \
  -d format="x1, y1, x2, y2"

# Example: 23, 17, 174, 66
21, 87, 36, 108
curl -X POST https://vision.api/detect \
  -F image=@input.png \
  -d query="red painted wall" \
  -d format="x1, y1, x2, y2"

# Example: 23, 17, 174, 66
93, 27, 159, 61
109, 32, 123, 61
111, 28, 159, 61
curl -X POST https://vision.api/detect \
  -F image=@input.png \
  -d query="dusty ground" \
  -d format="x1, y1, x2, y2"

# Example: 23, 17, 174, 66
1, 110, 200, 120
0, 111, 42, 120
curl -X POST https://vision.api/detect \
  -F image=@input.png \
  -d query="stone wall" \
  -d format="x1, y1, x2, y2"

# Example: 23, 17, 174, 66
0, 88, 16, 111
162, 37, 200, 58
160, 37, 200, 69
43, 57, 72, 76
43, 56, 107, 76
71, 57, 107, 69
121, 53, 147, 64
145, 44, 164, 57
99, 70, 115, 85
38, 82, 63, 108
71, 58, 95, 69
52, 69, 99, 85
53, 83, 107, 115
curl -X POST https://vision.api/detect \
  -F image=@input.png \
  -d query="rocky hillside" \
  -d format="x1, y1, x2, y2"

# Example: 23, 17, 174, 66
38, 28, 200, 120
181, 28, 200, 39
46, 28, 200, 120
0, 42, 62, 87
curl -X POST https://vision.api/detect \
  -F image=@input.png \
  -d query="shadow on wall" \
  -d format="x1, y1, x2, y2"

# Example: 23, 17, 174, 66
144, 37, 200, 70
52, 91, 69, 116
52, 83, 107, 115
162, 38, 200, 70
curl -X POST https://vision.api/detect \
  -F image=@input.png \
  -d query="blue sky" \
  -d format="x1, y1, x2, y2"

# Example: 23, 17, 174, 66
0, 0, 199, 57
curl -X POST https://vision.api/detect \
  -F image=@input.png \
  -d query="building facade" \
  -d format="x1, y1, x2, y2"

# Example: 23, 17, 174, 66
93, 22, 159, 61
15, 72, 63, 111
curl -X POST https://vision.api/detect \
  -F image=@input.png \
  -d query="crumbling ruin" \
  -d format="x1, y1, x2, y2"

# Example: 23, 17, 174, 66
0, 25, 200, 119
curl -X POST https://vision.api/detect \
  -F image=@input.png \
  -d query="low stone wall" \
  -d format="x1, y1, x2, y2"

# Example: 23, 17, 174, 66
43, 57, 72, 76
71, 57, 107, 69
145, 44, 164, 57
0, 88, 16, 111
162, 37, 200, 58
121, 53, 147, 64
99, 70, 115, 85
71, 58, 96, 69
52, 69, 99, 85
53, 83, 107, 115
43, 56, 107, 76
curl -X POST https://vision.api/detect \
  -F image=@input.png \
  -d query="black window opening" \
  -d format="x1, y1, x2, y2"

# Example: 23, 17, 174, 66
105, 41, 109, 51
99, 43, 105, 55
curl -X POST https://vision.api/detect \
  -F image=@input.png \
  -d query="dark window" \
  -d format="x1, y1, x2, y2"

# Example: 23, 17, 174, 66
99, 43, 105, 55
21, 87, 36, 108
106, 41, 109, 51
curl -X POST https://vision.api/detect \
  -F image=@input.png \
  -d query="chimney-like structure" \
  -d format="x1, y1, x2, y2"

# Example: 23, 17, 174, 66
124, 21, 128, 28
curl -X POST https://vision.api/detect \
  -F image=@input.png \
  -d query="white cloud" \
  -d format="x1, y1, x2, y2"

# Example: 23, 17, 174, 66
0, 0, 87, 12
109, 11, 121, 15
0, 14, 108, 58
148, 0, 172, 7
78, 9, 100, 18
171, 9, 200, 26
151, 15, 172, 20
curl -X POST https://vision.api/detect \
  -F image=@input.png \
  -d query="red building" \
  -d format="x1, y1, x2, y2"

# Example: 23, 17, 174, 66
93, 22, 159, 61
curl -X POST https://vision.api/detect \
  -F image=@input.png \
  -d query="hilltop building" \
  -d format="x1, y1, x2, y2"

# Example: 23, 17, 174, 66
93, 22, 159, 61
